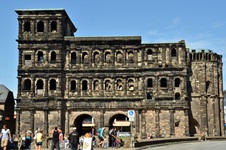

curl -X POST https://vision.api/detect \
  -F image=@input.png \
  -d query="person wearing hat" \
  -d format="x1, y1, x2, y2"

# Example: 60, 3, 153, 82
68, 127, 78, 150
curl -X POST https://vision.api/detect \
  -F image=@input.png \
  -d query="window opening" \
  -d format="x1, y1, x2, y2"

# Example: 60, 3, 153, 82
105, 52, 111, 63
94, 52, 100, 63
175, 93, 180, 100
50, 51, 56, 62
147, 92, 153, 100
175, 78, 180, 87
51, 21, 57, 32
147, 78, 153, 87
71, 52, 76, 64
37, 21, 44, 32
24, 21, 31, 32
70, 80, 76, 91
37, 51, 43, 62
160, 78, 167, 87
105, 80, 112, 90
25, 54, 31, 65
82, 52, 89, 64
82, 80, 88, 91
50, 79, 56, 90
116, 51, 123, 62
37, 80, 43, 89
23, 79, 31, 91
171, 48, 177, 57
147, 49, 153, 60
94, 80, 99, 90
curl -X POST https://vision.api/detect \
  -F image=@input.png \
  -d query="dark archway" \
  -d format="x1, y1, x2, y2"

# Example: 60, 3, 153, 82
108, 114, 130, 146
74, 114, 95, 137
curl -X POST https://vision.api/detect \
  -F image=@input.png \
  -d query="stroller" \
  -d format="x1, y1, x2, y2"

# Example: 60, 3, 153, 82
19, 137, 26, 150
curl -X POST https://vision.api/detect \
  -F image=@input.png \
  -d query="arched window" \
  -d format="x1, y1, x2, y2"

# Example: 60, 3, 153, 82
23, 79, 31, 91
37, 80, 43, 89
50, 51, 56, 62
206, 81, 211, 93
105, 80, 111, 90
94, 52, 100, 63
128, 51, 134, 61
116, 79, 123, 90
175, 93, 180, 100
116, 51, 123, 62
93, 80, 99, 90
175, 78, 180, 87
147, 49, 153, 60
37, 51, 43, 62
160, 78, 167, 87
128, 79, 134, 90
82, 52, 89, 64
82, 80, 88, 91
24, 21, 31, 32
51, 21, 57, 32
171, 48, 177, 57
70, 80, 76, 91
71, 52, 76, 64
105, 52, 111, 63
50, 79, 56, 90
147, 78, 153, 87
37, 21, 44, 32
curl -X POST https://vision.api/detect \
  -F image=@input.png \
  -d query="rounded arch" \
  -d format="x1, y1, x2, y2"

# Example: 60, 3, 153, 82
108, 113, 129, 131
23, 79, 31, 91
37, 21, 44, 32
73, 114, 95, 137
51, 21, 57, 32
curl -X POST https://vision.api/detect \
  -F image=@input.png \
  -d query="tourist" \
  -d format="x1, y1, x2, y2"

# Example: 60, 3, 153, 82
68, 127, 78, 150
0, 125, 12, 150
50, 126, 62, 150
25, 129, 33, 150
35, 129, 44, 150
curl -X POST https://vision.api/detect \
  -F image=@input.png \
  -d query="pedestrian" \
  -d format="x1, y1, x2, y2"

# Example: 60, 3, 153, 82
59, 128, 64, 149
109, 127, 117, 147
51, 126, 62, 150
68, 127, 78, 150
0, 125, 12, 150
25, 129, 33, 150
35, 129, 44, 150
97, 127, 105, 148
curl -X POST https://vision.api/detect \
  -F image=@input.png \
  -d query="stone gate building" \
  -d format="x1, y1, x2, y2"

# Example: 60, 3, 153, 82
15, 9, 224, 140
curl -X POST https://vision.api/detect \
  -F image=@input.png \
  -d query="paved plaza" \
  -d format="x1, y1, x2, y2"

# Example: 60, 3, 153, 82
139, 140, 226, 150
38, 140, 226, 150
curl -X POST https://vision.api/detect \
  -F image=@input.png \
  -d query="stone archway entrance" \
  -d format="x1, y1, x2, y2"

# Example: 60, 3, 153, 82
108, 114, 130, 147
74, 114, 95, 137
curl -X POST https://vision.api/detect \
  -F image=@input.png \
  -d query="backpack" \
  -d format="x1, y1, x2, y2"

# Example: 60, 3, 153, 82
97, 128, 102, 137
108, 129, 113, 135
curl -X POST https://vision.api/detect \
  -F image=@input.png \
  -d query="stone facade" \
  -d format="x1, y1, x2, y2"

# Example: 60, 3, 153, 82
15, 9, 224, 142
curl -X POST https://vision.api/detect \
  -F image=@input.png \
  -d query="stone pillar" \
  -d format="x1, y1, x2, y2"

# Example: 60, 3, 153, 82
29, 108, 34, 132
65, 109, 70, 135
15, 108, 21, 136
141, 110, 146, 139
155, 108, 160, 135
44, 108, 49, 136
135, 110, 139, 133
57, 102, 62, 127
17, 77, 21, 97
45, 78, 48, 97
184, 109, 189, 136
100, 110, 104, 127
169, 109, 175, 137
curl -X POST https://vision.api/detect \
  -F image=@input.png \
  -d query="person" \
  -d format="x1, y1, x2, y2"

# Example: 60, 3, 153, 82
59, 129, 64, 149
51, 126, 62, 150
35, 129, 44, 150
97, 127, 105, 148
0, 125, 12, 150
64, 137, 69, 149
25, 129, 33, 150
109, 127, 117, 147
68, 127, 78, 150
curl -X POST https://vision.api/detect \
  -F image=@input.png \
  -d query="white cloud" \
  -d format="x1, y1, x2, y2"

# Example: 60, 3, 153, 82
211, 22, 224, 28
164, 17, 182, 29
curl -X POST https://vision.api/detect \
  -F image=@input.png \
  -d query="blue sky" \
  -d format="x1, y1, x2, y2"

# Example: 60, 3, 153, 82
0, 0, 226, 97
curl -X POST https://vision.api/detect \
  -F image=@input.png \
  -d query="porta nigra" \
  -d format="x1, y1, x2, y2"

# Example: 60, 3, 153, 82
15, 9, 224, 146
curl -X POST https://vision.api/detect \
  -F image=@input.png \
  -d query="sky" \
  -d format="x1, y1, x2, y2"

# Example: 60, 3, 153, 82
0, 0, 226, 97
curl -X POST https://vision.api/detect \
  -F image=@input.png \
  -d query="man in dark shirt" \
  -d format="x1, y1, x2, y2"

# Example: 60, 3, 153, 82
68, 127, 78, 150
51, 126, 62, 150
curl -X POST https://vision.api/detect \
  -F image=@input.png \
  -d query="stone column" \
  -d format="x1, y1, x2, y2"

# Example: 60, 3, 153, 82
17, 77, 21, 97
169, 109, 175, 137
100, 110, 104, 127
15, 108, 21, 136
155, 108, 160, 135
141, 110, 146, 139
45, 78, 48, 97
65, 109, 70, 135
57, 104, 62, 127
29, 108, 34, 132
135, 110, 139, 133
44, 108, 49, 136
184, 109, 189, 136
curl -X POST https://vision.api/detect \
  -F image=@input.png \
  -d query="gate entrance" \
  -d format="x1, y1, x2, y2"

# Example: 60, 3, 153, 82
74, 114, 95, 137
